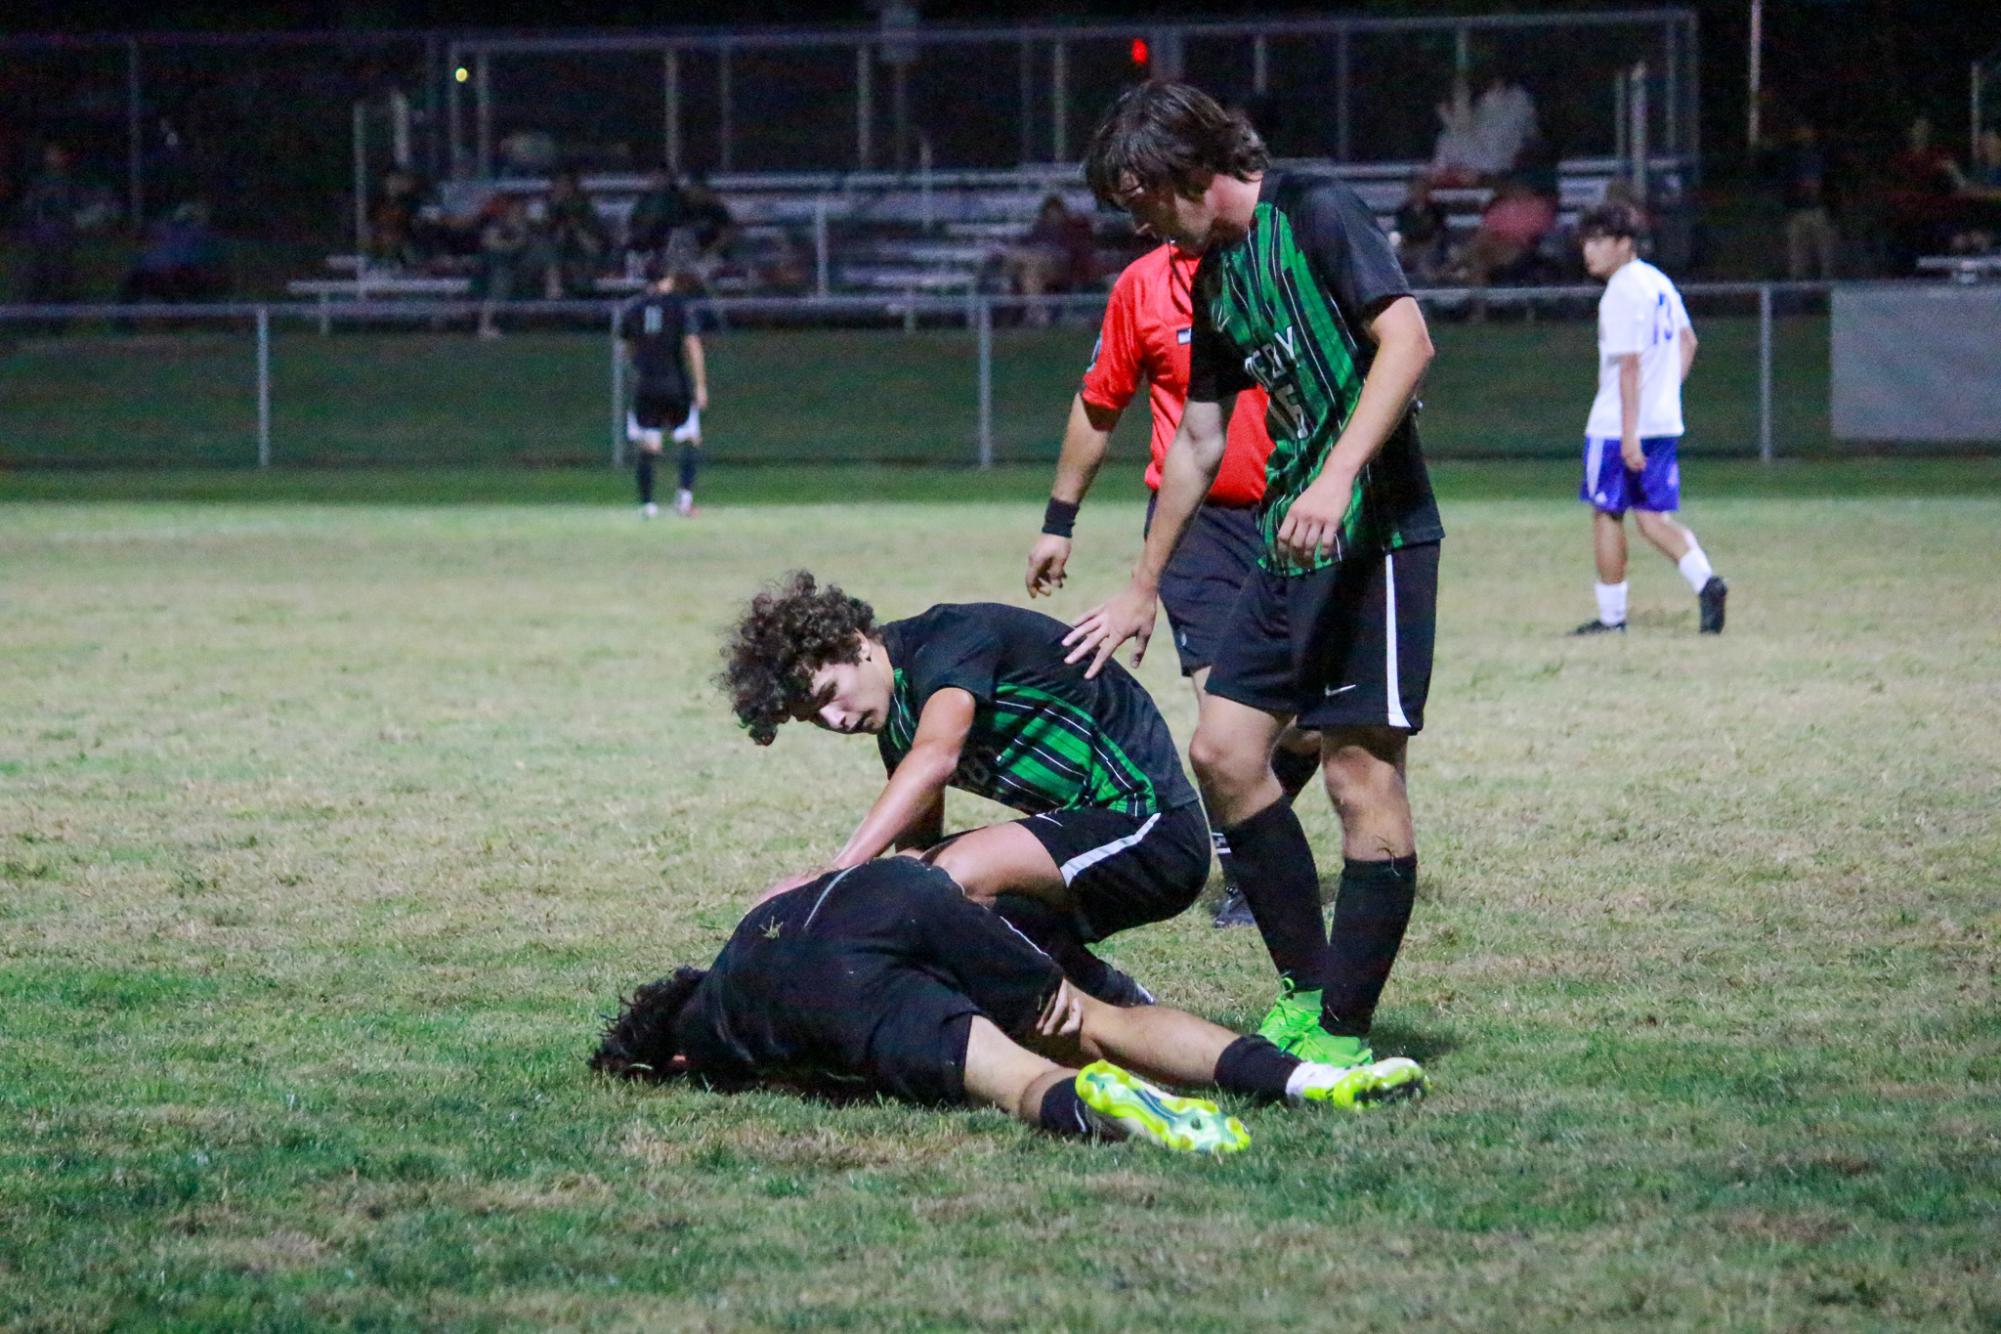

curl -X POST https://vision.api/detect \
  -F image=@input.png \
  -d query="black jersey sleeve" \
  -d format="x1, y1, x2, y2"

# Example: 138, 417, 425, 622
902, 608, 1002, 709
1292, 176, 1413, 325
1188, 254, 1255, 403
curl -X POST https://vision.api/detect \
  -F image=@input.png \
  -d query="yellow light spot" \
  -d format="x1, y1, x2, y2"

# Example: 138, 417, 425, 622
454, 66, 470, 83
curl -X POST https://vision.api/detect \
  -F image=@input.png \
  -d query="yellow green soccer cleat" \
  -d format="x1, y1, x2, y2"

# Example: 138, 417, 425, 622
1291, 1056, 1429, 1112
1075, 1061, 1250, 1155
1255, 979, 1324, 1051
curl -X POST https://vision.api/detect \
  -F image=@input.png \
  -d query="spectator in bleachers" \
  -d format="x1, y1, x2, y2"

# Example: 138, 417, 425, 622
1883, 115, 1960, 273
119, 200, 225, 303
625, 165, 683, 269
1454, 176, 1558, 302
1392, 173, 1451, 284
1778, 121, 1839, 280
665, 173, 737, 281
1947, 129, 2001, 252
13, 143, 79, 305
1431, 66, 1539, 185
537, 167, 609, 298
1004, 193, 1099, 326
369, 168, 434, 270
475, 194, 532, 339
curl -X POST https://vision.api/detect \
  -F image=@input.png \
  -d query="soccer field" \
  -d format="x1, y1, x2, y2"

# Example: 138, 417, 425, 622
3, 461, 1998, 1329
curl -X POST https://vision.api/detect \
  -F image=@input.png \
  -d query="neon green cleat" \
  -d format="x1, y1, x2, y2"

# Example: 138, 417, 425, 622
1286, 1024, 1376, 1070
1255, 979, 1324, 1050
1075, 1061, 1250, 1156
1291, 1056, 1429, 1111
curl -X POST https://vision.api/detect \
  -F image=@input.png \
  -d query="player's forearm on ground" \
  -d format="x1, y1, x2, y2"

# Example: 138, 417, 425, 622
1133, 403, 1228, 584
1325, 299, 1434, 478
832, 747, 959, 868
1049, 395, 1118, 505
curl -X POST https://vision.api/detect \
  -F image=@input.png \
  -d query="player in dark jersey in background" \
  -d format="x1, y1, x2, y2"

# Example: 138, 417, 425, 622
591, 857, 1422, 1153
1023, 240, 1321, 929
720, 570, 1208, 1010
618, 266, 709, 518
1068, 84, 1443, 1085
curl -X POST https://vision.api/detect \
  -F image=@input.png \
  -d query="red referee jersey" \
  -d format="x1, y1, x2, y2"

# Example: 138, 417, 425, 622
1080, 244, 1273, 506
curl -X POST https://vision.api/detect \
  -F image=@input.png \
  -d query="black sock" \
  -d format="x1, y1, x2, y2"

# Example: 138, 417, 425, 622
1210, 828, 1236, 890
1320, 855, 1418, 1038
1037, 1077, 1099, 1139
990, 894, 1118, 1000
1213, 1035, 1302, 1102
636, 453, 656, 504
1272, 745, 1320, 806
677, 442, 698, 493
1218, 802, 1327, 988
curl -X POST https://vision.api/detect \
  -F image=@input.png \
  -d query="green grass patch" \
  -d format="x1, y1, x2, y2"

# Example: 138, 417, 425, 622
1, 473, 1997, 1328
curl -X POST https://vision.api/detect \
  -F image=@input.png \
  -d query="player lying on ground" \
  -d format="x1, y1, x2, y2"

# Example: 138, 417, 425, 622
1022, 238, 1321, 929
720, 571, 1208, 1007
591, 858, 1426, 1155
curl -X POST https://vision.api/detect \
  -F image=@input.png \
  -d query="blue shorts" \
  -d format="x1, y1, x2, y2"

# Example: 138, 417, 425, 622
1580, 436, 1681, 515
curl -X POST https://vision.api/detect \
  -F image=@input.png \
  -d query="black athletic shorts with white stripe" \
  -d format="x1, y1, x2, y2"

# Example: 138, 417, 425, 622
1014, 801, 1211, 942
1205, 541, 1439, 734
1146, 497, 1262, 677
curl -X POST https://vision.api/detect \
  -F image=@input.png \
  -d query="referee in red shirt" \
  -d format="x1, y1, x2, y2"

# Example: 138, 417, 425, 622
1026, 243, 1323, 928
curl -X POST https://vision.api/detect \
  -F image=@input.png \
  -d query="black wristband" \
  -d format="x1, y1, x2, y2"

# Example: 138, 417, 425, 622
1041, 498, 1079, 538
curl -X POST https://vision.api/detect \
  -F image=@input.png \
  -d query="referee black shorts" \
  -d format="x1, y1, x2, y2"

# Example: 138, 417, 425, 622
1206, 542, 1440, 735
1146, 497, 1262, 677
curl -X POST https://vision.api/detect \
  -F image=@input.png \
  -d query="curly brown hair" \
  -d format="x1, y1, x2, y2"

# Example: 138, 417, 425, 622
718, 570, 878, 745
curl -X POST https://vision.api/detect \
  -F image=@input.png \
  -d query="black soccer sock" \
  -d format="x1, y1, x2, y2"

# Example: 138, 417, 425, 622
1272, 745, 1321, 806
1218, 801, 1327, 988
1212, 1035, 1302, 1102
1037, 1077, 1101, 1139
990, 894, 1119, 1001
1210, 827, 1237, 890
677, 442, 698, 493
635, 453, 656, 505
1320, 855, 1419, 1038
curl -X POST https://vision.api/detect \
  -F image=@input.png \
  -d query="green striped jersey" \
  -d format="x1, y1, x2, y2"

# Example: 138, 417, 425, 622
876, 603, 1196, 818
1189, 172, 1445, 575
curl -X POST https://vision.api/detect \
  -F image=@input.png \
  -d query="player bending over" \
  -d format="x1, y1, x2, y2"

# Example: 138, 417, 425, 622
592, 858, 1425, 1154
619, 265, 709, 519
1572, 202, 1728, 635
720, 571, 1207, 1008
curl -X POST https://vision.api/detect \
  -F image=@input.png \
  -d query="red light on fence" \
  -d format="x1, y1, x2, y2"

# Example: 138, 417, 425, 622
1130, 38, 1150, 68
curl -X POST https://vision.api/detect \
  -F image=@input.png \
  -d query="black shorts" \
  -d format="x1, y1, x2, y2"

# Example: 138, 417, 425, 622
1206, 542, 1439, 734
1146, 498, 1261, 677
763, 864, 1063, 1105
629, 391, 692, 433
1015, 802, 1211, 942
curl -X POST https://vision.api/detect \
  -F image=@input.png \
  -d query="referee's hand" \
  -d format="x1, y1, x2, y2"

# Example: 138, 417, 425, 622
1025, 534, 1072, 597
1062, 579, 1158, 679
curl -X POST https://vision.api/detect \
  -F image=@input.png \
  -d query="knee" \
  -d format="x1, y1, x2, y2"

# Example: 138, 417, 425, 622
1320, 744, 1404, 815
1190, 727, 1262, 799
928, 844, 993, 903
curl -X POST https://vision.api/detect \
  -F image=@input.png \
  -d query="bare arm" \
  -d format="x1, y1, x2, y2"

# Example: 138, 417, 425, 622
828, 689, 973, 869
895, 790, 946, 852
683, 333, 708, 410
1061, 396, 1232, 677
1026, 394, 1122, 596
1274, 296, 1434, 566
1679, 326, 1698, 383
1618, 352, 1643, 469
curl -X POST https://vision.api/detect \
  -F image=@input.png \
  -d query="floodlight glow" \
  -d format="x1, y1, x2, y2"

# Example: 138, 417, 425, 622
454, 66, 470, 83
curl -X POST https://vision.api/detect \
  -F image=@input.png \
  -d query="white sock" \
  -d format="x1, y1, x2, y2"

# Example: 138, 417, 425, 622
1677, 542, 1714, 594
1284, 1062, 1325, 1104
1594, 580, 1628, 627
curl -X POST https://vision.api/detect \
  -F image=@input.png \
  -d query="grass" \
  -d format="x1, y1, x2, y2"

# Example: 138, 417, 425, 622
2, 461, 1998, 1329
0, 308, 1839, 469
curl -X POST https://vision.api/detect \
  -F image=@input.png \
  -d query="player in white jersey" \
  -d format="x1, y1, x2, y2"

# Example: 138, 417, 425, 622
1572, 203, 1728, 636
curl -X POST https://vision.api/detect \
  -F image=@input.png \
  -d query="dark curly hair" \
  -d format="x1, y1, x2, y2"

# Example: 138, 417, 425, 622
1084, 81, 1269, 206
718, 570, 877, 746
590, 967, 708, 1080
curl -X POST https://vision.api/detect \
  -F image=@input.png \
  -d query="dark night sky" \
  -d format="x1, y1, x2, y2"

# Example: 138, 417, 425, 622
2, 1, 1991, 162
